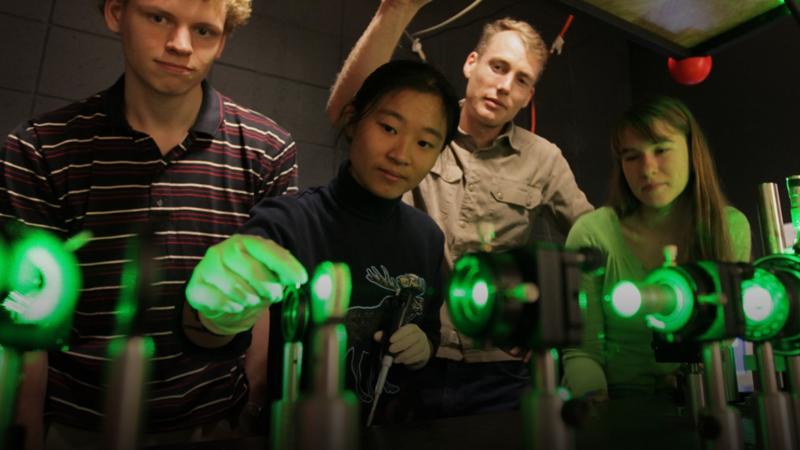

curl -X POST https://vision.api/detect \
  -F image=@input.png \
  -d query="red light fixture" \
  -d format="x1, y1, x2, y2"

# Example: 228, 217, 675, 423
667, 56, 713, 85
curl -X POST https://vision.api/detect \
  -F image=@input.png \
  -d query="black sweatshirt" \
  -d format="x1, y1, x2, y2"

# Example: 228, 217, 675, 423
239, 160, 444, 423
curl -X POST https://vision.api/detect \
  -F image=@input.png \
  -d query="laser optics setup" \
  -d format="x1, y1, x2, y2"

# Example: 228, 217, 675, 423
1, 174, 800, 450
273, 261, 360, 450
607, 174, 800, 450
448, 242, 604, 450
0, 225, 82, 449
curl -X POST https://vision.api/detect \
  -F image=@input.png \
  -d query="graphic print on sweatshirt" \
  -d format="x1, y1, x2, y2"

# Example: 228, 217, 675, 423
345, 265, 426, 403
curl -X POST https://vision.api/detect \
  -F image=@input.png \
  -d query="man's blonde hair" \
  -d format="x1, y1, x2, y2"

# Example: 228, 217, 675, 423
474, 17, 548, 82
97, 0, 252, 33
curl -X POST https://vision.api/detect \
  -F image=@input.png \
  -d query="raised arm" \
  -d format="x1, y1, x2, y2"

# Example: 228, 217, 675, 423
326, 0, 430, 125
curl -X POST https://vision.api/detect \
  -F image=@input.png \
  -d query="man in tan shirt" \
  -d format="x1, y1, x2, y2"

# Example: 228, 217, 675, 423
326, 0, 593, 416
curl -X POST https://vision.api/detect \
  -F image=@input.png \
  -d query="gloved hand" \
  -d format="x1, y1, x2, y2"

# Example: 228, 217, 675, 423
186, 234, 307, 335
374, 323, 432, 369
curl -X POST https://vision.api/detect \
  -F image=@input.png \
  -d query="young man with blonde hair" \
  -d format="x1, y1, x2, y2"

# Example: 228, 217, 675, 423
472, 17, 549, 78
3, 0, 296, 447
327, 0, 593, 416
96, 0, 253, 32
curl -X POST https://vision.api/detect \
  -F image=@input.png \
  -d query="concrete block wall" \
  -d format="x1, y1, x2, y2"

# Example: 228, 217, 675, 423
0, 0, 353, 188
628, 15, 800, 256
0, 0, 631, 201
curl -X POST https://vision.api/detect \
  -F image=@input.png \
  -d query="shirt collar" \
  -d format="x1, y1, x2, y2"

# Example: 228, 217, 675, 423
103, 75, 223, 137
192, 80, 224, 136
454, 120, 519, 153
506, 123, 525, 153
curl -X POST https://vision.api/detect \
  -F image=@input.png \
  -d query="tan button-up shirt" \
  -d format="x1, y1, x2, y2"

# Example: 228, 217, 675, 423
403, 123, 593, 362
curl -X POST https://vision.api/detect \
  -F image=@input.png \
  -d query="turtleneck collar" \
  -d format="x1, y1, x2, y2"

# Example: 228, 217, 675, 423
329, 160, 401, 222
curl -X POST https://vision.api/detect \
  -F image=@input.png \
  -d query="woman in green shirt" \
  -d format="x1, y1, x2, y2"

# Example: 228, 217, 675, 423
562, 96, 751, 400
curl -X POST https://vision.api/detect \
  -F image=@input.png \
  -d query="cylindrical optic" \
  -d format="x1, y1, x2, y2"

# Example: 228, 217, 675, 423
3, 230, 81, 326
742, 268, 790, 341
610, 281, 642, 318
788, 175, 800, 247
309, 262, 351, 324
641, 267, 695, 334
757, 182, 787, 255
611, 269, 685, 331
448, 254, 495, 337
610, 280, 679, 320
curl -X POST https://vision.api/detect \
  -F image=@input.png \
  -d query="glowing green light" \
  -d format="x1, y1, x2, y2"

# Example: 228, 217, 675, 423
448, 255, 496, 338
309, 262, 351, 325
609, 268, 697, 337
472, 281, 489, 306
742, 268, 789, 341
505, 283, 539, 303
641, 268, 694, 334
107, 335, 155, 360
281, 286, 310, 343
788, 175, 800, 236
282, 288, 299, 341
743, 286, 772, 321
116, 244, 140, 335
2, 230, 81, 326
313, 274, 332, 302
0, 240, 8, 293
610, 281, 641, 318
648, 317, 667, 330
556, 386, 572, 402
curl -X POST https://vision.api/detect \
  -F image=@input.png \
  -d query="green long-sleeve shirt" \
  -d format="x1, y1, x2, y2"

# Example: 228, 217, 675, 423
562, 206, 751, 398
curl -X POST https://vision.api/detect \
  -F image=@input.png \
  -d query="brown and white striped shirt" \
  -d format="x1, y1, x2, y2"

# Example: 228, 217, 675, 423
0, 77, 297, 431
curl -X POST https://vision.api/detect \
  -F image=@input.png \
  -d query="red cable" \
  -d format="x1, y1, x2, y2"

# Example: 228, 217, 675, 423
558, 14, 574, 38
534, 14, 574, 134
530, 102, 536, 134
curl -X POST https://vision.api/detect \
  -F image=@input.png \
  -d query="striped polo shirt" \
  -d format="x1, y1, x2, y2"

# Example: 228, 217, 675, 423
0, 76, 298, 431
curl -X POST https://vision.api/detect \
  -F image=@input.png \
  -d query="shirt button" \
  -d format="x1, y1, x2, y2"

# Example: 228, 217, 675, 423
458, 220, 466, 228
496, 192, 504, 200
155, 199, 163, 207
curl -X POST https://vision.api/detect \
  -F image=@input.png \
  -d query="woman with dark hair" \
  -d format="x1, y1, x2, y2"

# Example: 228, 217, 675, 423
562, 96, 751, 400
183, 59, 460, 424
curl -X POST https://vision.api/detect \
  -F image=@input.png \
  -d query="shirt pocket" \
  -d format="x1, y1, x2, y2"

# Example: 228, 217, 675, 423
433, 161, 462, 184
488, 179, 543, 248
427, 158, 463, 216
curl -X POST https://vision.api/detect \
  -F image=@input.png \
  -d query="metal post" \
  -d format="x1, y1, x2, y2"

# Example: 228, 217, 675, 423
522, 349, 572, 450
720, 341, 739, 403
787, 356, 800, 437
757, 182, 786, 255
685, 363, 706, 428
294, 324, 359, 450
272, 342, 303, 450
0, 346, 21, 450
701, 342, 743, 450
104, 336, 152, 450
754, 341, 797, 450
786, 175, 800, 251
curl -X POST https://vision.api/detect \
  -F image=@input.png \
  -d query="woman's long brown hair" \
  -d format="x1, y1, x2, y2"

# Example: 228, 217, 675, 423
607, 96, 734, 261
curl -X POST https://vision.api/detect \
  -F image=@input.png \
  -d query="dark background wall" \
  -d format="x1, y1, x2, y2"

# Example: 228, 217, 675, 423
0, 0, 796, 255
627, 16, 800, 256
